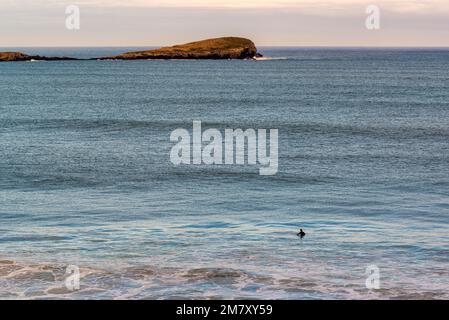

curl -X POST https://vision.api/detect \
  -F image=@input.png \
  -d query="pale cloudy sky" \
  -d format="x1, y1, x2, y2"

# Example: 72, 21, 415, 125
1, 0, 449, 47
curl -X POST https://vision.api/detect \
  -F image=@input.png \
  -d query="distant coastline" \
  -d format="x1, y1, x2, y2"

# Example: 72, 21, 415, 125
0, 37, 262, 62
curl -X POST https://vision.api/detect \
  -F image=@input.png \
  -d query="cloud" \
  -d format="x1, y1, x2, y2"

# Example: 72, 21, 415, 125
4, 0, 449, 12
1, 0, 448, 47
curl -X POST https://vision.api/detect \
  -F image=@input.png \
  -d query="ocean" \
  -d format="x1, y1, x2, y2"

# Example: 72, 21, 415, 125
0, 47, 448, 299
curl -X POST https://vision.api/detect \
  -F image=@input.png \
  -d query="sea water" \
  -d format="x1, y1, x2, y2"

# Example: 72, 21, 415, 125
0, 47, 448, 299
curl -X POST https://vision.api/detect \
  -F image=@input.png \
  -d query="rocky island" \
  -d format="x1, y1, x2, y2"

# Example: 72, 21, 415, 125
0, 37, 262, 62
102, 37, 262, 60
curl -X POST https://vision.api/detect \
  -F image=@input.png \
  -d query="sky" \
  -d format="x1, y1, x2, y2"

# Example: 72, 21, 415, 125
1, 0, 449, 47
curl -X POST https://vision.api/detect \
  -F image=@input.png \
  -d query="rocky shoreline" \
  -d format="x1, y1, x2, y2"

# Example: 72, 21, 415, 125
0, 52, 78, 62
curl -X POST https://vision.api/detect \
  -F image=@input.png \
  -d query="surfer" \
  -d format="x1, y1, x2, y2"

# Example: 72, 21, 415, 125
297, 229, 306, 239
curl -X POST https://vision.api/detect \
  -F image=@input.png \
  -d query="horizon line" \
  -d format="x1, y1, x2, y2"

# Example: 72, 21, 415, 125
2, 45, 449, 49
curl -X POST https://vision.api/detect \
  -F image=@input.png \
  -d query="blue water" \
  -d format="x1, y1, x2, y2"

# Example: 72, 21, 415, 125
0, 47, 448, 299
